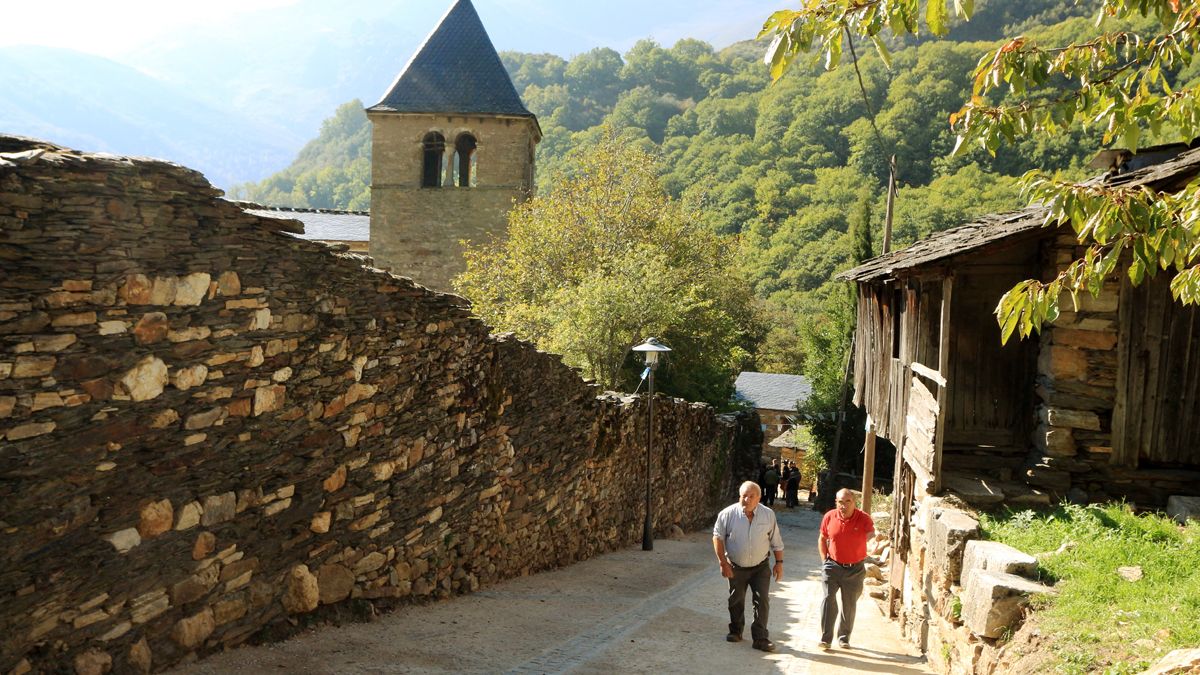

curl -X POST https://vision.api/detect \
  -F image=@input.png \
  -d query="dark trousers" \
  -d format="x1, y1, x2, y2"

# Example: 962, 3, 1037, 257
763, 484, 778, 505
820, 560, 865, 644
727, 559, 771, 641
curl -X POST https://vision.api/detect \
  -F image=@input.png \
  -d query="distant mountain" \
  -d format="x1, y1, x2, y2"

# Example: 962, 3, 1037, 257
0, 46, 299, 189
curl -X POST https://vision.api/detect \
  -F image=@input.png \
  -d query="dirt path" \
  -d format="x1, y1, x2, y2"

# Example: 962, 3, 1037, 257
172, 505, 931, 674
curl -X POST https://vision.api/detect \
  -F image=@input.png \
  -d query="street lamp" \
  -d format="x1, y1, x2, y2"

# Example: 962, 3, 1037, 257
632, 336, 671, 551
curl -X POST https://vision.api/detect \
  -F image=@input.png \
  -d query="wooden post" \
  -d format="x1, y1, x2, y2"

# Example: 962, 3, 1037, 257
829, 330, 856, 475
933, 275, 953, 494
861, 415, 876, 511
882, 155, 896, 254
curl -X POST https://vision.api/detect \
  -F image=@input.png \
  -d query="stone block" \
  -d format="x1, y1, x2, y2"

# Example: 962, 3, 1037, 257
131, 312, 169, 343
73, 649, 112, 675
1167, 496, 1200, 524
217, 271, 241, 296
928, 509, 980, 590
253, 384, 286, 416
1140, 648, 1200, 675
128, 638, 152, 673
318, 563, 356, 604
1051, 328, 1117, 351
117, 356, 168, 402
13, 355, 56, 378
1041, 407, 1102, 431
1034, 423, 1076, 457
174, 273, 210, 306
200, 492, 236, 526
5, 421, 56, 441
961, 569, 1054, 638
282, 564, 319, 613
137, 499, 174, 538
104, 528, 141, 554
961, 540, 1037, 588
175, 501, 202, 530
1038, 346, 1087, 381
129, 589, 168, 624
171, 608, 215, 650
943, 474, 1006, 506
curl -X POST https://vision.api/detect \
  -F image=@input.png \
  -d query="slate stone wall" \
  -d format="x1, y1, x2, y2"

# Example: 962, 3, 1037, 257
0, 137, 753, 674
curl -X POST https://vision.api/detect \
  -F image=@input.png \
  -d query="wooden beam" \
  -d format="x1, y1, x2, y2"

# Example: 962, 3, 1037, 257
933, 275, 953, 494
862, 416, 876, 511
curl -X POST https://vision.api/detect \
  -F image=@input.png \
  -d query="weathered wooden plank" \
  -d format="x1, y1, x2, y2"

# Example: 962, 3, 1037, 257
933, 276, 953, 493
1112, 272, 1136, 465
911, 361, 946, 387
1140, 275, 1168, 464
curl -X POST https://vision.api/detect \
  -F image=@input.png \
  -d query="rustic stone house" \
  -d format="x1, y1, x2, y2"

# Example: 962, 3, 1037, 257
366, 0, 540, 291
837, 144, 1200, 655
732, 371, 811, 460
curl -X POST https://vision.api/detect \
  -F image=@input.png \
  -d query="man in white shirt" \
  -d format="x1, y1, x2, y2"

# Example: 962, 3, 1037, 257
712, 480, 785, 652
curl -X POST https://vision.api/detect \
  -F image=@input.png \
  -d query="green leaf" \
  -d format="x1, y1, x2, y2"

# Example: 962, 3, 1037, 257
953, 0, 975, 19
870, 34, 893, 69
926, 0, 950, 36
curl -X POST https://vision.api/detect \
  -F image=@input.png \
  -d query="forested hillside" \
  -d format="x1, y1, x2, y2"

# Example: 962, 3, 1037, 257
235, 0, 1169, 373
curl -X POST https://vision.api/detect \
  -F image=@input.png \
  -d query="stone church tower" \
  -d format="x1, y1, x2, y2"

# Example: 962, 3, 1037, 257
366, 0, 540, 291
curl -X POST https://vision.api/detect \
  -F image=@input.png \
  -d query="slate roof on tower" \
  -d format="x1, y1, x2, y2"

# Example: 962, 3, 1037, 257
367, 0, 534, 118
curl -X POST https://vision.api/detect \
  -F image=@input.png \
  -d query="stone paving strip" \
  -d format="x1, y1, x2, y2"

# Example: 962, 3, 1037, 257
171, 508, 931, 674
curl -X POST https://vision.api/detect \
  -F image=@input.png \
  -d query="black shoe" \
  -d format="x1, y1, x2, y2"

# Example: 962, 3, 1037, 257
752, 639, 776, 652
726, 633, 743, 643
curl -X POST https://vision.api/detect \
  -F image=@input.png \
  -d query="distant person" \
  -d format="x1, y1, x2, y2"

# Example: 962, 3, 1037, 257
712, 481, 784, 652
763, 459, 780, 506
817, 488, 874, 650
785, 465, 801, 508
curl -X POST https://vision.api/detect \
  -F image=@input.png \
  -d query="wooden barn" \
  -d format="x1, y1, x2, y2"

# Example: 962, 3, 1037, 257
839, 143, 1200, 530
839, 145, 1200, 642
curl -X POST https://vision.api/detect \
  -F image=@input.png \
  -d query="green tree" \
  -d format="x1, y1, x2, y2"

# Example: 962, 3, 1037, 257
761, 0, 1200, 342
454, 131, 761, 405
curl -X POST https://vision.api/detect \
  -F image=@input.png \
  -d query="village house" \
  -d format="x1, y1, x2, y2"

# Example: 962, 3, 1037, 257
837, 143, 1200, 660
733, 371, 810, 462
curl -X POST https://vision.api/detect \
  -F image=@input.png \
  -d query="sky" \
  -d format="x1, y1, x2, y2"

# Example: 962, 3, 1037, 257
3, 0, 789, 59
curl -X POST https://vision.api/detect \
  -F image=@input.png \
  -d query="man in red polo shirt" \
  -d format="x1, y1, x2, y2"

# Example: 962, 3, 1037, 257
817, 488, 875, 649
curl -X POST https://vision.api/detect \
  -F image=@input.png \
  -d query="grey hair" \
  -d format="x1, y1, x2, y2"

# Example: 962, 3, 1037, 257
739, 481, 761, 497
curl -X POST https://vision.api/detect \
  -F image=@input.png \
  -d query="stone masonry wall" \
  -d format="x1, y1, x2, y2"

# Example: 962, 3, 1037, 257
368, 113, 538, 291
1029, 233, 1197, 506
0, 137, 753, 674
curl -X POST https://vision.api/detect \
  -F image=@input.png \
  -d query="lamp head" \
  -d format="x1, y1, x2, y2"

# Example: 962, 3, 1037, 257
632, 337, 672, 366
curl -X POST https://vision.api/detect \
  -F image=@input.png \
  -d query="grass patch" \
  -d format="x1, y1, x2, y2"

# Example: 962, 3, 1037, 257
980, 503, 1200, 674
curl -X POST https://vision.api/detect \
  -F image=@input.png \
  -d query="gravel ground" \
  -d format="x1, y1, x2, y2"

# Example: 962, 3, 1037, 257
171, 503, 930, 674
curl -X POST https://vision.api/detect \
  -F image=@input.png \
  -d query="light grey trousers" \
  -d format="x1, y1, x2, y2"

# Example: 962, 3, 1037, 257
820, 559, 865, 644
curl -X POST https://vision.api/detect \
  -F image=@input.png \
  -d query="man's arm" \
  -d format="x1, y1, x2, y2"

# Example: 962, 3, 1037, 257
817, 518, 829, 560
712, 536, 733, 578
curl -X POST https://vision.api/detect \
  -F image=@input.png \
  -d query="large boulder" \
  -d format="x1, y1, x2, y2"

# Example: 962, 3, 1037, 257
928, 508, 980, 590
961, 540, 1038, 587
961, 570, 1054, 639
1166, 496, 1200, 524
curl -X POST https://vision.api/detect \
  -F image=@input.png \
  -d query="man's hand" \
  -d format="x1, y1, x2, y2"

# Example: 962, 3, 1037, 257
719, 560, 733, 579
773, 561, 783, 582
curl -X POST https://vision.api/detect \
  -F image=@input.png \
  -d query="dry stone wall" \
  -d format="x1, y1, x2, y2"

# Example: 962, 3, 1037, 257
0, 137, 755, 674
1030, 233, 1197, 506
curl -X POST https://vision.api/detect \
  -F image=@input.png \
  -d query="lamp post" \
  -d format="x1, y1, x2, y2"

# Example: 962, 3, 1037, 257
632, 336, 671, 551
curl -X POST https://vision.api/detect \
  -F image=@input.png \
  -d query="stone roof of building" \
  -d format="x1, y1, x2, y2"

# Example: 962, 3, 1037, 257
367, 0, 533, 118
239, 204, 370, 242
839, 145, 1200, 282
734, 372, 812, 412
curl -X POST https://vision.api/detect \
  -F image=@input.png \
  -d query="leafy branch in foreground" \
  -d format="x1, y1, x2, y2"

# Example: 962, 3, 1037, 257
761, 0, 1200, 342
